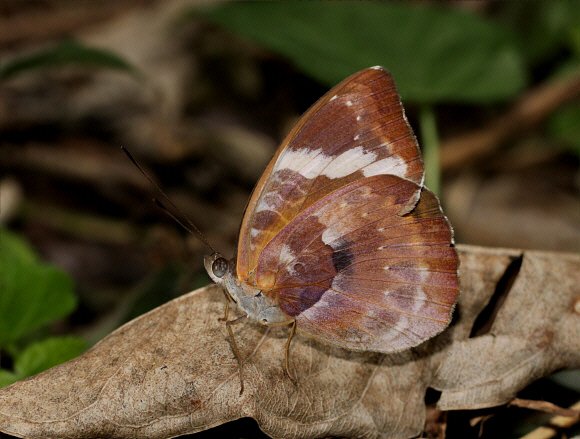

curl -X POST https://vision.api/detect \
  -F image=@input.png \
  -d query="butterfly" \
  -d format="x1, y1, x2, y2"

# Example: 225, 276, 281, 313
204, 66, 459, 391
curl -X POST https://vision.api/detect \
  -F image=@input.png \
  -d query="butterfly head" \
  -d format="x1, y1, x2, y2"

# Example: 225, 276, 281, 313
204, 252, 292, 325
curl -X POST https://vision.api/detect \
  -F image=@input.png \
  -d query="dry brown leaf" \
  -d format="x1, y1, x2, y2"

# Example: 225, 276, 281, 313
0, 244, 578, 439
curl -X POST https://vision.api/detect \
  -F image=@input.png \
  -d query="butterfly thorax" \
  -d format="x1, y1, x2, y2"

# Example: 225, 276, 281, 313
204, 253, 292, 326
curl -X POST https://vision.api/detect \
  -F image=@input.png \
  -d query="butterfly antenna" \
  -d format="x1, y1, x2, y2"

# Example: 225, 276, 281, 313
121, 146, 216, 254
153, 198, 202, 241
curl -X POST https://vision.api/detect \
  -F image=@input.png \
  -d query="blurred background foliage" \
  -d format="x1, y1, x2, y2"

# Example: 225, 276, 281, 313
0, 1, 578, 438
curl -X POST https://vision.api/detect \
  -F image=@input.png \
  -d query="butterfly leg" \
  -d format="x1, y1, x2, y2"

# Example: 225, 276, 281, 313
225, 315, 247, 396
219, 300, 247, 395
218, 288, 234, 322
284, 320, 297, 385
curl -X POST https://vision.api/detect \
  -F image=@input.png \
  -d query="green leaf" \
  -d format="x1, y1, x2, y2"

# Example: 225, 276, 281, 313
0, 229, 77, 346
547, 102, 580, 156
571, 26, 580, 56
0, 369, 19, 388
0, 39, 138, 81
498, 1, 580, 64
419, 105, 440, 195
0, 228, 37, 265
14, 336, 87, 379
197, 2, 526, 103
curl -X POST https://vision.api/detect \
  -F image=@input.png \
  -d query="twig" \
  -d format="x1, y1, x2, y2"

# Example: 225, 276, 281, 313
518, 400, 580, 439
440, 72, 580, 170
509, 398, 580, 418
0, 1, 150, 47
0, 142, 149, 190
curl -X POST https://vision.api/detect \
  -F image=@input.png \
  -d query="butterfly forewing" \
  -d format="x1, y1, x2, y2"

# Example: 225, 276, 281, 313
237, 67, 424, 284
255, 175, 458, 352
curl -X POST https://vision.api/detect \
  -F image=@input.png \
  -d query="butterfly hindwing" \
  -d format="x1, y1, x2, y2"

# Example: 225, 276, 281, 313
237, 67, 424, 285
255, 175, 458, 352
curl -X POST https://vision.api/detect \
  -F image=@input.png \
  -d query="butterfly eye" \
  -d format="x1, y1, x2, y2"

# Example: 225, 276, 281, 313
211, 257, 228, 278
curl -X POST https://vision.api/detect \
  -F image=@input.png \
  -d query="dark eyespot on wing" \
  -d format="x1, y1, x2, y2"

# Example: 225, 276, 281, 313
331, 239, 354, 273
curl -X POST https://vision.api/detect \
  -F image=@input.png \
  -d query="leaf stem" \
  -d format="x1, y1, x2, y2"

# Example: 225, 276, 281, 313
419, 104, 441, 195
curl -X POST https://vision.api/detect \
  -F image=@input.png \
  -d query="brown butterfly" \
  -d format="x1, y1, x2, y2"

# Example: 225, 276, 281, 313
204, 66, 459, 391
